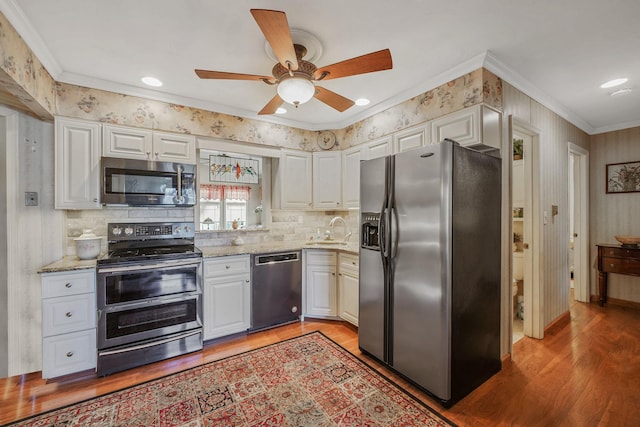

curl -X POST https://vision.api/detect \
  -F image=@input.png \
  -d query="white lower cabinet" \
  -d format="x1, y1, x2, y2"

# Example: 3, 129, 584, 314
338, 253, 359, 326
41, 269, 96, 379
203, 255, 251, 340
304, 250, 337, 318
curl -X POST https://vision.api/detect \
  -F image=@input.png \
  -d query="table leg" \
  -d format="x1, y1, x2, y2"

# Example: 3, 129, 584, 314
598, 271, 607, 307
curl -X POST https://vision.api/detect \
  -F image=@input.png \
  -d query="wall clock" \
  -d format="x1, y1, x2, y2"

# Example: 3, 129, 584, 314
317, 130, 336, 150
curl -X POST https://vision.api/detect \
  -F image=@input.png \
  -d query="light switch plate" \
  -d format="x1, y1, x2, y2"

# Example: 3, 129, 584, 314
25, 191, 38, 206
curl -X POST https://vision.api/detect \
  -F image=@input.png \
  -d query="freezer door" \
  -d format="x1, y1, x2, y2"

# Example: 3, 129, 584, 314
358, 156, 388, 361
391, 143, 452, 400
360, 156, 387, 213
358, 247, 386, 361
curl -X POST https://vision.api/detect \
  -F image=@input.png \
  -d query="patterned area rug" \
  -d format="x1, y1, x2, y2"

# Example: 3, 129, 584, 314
6, 332, 455, 426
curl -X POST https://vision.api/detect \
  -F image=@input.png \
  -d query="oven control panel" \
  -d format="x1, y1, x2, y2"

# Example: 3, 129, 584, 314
108, 222, 195, 240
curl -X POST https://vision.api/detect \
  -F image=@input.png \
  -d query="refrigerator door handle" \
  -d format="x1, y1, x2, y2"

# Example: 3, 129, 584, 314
390, 206, 399, 259
379, 206, 388, 259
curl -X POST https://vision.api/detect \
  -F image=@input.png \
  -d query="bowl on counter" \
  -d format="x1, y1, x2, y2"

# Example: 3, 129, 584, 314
74, 229, 103, 259
614, 235, 640, 248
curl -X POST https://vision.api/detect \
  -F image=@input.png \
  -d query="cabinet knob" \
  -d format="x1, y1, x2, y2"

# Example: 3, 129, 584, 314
352, 262, 356, 265
66, 351, 74, 358
93, 198, 98, 203
225, 265, 230, 269
154, 152, 159, 157
146, 151, 151, 156
332, 272, 336, 276
66, 312, 73, 318
65, 283, 72, 288
245, 279, 250, 283
523, 243, 529, 249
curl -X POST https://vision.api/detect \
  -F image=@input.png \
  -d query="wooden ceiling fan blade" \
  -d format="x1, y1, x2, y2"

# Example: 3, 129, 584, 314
313, 49, 392, 81
250, 9, 298, 71
314, 86, 355, 112
258, 94, 284, 115
195, 69, 274, 82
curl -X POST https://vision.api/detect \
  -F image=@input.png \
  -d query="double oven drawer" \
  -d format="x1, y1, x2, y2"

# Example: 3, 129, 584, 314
97, 258, 202, 350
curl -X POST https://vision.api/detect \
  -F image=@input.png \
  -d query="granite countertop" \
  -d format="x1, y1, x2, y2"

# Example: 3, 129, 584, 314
39, 256, 99, 274
200, 241, 359, 257
39, 242, 359, 273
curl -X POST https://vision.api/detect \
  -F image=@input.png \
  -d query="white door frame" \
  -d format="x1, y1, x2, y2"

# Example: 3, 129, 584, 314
0, 106, 19, 376
512, 119, 544, 339
568, 143, 590, 303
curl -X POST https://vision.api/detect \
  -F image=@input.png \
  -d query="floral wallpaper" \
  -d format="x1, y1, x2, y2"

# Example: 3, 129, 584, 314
0, 12, 55, 119
0, 8, 502, 152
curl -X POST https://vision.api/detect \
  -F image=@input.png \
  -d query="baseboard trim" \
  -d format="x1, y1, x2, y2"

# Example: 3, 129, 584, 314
544, 310, 571, 336
591, 294, 640, 310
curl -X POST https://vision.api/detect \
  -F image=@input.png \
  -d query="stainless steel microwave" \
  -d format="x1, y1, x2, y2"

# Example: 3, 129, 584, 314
101, 157, 196, 206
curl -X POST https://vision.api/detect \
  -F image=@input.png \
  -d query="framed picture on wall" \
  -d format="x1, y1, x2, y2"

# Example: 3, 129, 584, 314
606, 161, 640, 193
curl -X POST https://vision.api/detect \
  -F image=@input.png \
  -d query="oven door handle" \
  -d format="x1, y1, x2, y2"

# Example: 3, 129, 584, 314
97, 259, 201, 274
98, 329, 201, 356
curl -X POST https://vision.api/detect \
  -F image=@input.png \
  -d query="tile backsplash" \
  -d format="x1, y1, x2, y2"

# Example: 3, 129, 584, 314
64, 207, 358, 255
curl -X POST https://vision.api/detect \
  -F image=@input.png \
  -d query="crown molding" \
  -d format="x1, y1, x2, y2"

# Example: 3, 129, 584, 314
0, 0, 63, 78
592, 119, 640, 135
482, 51, 596, 135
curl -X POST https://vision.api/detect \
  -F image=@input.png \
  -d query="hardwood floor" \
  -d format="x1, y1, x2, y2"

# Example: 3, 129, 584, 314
1, 299, 639, 426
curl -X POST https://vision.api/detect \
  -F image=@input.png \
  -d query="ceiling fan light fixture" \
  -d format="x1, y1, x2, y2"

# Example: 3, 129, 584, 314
277, 77, 315, 106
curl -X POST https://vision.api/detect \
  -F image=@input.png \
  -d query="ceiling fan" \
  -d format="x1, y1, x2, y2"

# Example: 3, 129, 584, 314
195, 9, 393, 115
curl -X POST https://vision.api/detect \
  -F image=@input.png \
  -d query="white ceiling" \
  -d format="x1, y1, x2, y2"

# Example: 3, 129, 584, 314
2, 0, 639, 134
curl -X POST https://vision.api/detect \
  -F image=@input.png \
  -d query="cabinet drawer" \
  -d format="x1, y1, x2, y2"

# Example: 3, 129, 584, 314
42, 270, 96, 298
339, 254, 359, 274
42, 329, 96, 379
602, 247, 640, 261
306, 250, 336, 265
602, 257, 640, 275
42, 293, 96, 337
204, 255, 250, 278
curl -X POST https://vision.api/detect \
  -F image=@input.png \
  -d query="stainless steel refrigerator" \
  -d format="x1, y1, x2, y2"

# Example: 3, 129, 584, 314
359, 139, 501, 406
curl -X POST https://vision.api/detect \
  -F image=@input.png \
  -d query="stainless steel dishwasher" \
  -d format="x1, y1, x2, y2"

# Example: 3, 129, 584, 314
250, 250, 302, 331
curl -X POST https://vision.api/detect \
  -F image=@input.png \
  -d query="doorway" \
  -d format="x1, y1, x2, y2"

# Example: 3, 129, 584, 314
568, 143, 589, 303
511, 120, 543, 341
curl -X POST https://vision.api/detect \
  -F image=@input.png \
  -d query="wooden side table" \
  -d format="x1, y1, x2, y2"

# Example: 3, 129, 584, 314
596, 244, 640, 306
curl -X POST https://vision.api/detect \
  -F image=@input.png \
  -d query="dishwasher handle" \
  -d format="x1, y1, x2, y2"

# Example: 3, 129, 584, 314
254, 251, 300, 265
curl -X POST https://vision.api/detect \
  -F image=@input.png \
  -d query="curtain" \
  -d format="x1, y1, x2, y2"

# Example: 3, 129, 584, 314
200, 184, 251, 201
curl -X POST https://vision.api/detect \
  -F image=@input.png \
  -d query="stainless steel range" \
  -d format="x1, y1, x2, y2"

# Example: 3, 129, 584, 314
96, 221, 203, 376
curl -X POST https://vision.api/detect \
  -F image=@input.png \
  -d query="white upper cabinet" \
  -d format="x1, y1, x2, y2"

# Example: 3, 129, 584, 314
393, 123, 431, 153
430, 104, 501, 151
312, 151, 342, 209
55, 117, 102, 210
152, 131, 197, 163
341, 145, 365, 208
365, 136, 392, 160
103, 124, 196, 164
102, 124, 152, 160
276, 149, 313, 209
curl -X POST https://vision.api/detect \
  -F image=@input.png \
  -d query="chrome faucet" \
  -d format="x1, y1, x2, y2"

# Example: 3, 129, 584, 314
329, 216, 351, 242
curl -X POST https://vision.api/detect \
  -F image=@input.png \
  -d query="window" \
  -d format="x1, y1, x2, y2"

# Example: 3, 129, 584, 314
200, 185, 250, 230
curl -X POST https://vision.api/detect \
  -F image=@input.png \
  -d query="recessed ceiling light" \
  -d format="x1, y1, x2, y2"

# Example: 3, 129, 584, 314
355, 98, 370, 106
276, 107, 287, 114
600, 78, 628, 89
611, 88, 632, 96
141, 76, 163, 87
